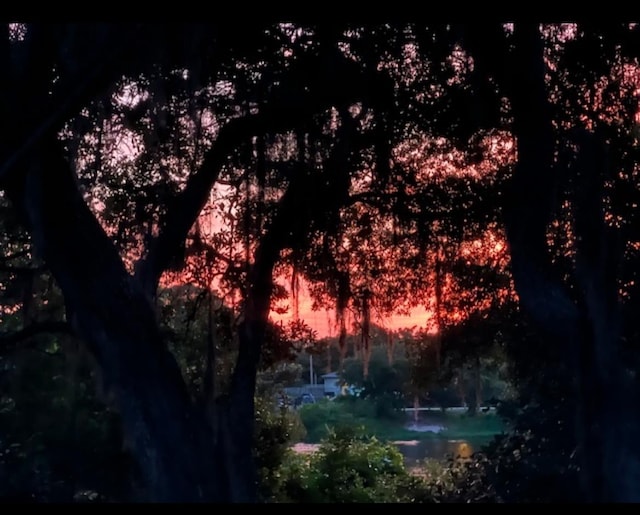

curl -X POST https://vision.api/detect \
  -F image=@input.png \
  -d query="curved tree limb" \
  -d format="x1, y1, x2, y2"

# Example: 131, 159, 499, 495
0, 320, 71, 353
0, 24, 148, 185
134, 47, 394, 298
214, 106, 359, 502
0, 27, 394, 502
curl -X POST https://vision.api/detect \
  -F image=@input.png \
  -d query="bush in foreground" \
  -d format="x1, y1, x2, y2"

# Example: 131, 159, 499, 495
271, 425, 430, 503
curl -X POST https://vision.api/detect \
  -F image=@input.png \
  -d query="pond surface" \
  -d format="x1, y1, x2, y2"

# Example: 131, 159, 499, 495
292, 409, 498, 470
396, 411, 496, 468
292, 436, 489, 470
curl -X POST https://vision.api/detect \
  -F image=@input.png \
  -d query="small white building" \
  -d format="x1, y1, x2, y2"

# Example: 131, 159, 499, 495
321, 372, 341, 398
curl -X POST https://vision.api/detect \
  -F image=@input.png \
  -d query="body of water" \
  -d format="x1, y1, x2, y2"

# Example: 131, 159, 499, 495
292, 409, 498, 471
397, 411, 495, 468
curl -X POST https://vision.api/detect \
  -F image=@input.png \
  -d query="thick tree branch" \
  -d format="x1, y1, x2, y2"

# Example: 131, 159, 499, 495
134, 48, 394, 298
4, 132, 218, 501
500, 24, 580, 335
0, 320, 71, 352
0, 24, 146, 185
216, 109, 357, 502
0, 263, 45, 274
0, 249, 30, 261
570, 128, 639, 502
0, 242, 37, 275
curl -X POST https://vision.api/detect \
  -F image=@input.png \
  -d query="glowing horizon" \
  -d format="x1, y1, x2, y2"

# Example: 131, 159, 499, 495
268, 276, 439, 339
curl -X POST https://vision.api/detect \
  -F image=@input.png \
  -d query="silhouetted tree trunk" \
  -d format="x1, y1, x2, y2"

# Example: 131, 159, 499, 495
475, 356, 482, 411
4, 136, 219, 501
466, 355, 481, 417
0, 22, 401, 503
456, 371, 466, 408
466, 22, 640, 502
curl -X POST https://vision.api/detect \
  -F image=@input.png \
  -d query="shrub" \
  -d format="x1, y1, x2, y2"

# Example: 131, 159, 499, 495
254, 396, 306, 501
298, 399, 363, 442
272, 425, 430, 503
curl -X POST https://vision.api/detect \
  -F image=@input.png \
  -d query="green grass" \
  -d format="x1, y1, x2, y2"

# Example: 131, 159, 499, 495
298, 398, 507, 444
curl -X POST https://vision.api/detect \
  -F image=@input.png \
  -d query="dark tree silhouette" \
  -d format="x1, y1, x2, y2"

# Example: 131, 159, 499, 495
3, 22, 640, 503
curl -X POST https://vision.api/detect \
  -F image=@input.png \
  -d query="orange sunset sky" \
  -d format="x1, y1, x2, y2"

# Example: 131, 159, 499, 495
269, 279, 435, 339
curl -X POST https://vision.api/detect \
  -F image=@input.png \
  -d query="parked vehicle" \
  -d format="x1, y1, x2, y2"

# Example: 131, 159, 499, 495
294, 393, 316, 408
